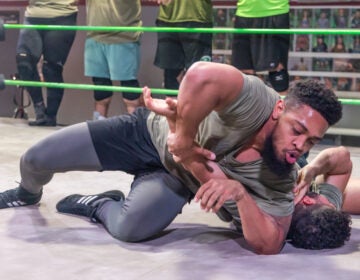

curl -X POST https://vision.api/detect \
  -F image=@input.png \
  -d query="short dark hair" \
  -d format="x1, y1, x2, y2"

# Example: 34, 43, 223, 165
287, 205, 352, 249
285, 79, 342, 126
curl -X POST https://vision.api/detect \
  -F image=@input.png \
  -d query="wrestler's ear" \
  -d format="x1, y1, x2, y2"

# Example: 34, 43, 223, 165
302, 196, 316, 205
272, 99, 285, 120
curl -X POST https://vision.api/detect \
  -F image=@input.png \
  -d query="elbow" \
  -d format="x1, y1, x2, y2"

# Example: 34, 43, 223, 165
338, 146, 353, 171
252, 241, 284, 255
184, 61, 214, 86
247, 232, 286, 255
187, 61, 211, 74
338, 146, 350, 159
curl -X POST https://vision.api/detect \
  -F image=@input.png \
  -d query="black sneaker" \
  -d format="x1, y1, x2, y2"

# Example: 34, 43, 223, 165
56, 190, 125, 221
28, 116, 56, 127
0, 186, 42, 209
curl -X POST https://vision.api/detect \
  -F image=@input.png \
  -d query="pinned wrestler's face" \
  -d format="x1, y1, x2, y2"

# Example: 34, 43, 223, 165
292, 202, 336, 228
297, 192, 336, 209
293, 193, 336, 223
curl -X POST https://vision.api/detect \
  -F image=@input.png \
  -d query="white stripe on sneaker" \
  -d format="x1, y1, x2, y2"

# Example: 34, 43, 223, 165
7, 200, 27, 207
82, 196, 98, 204
77, 195, 98, 205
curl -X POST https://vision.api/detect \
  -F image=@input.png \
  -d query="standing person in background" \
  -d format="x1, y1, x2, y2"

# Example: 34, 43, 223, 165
231, 0, 290, 95
16, 0, 78, 126
152, 0, 213, 90
86, 0, 143, 120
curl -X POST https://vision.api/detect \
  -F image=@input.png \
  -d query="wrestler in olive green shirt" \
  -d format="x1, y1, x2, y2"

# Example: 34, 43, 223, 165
157, 0, 212, 23
25, 0, 78, 18
147, 74, 297, 224
86, 0, 142, 44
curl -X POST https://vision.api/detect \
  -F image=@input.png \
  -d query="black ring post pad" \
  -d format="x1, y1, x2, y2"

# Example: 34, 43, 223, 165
0, 74, 5, 90
0, 18, 4, 41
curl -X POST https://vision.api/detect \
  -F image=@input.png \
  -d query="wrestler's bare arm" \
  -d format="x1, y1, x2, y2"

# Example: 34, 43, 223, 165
294, 146, 352, 204
144, 62, 245, 177
343, 178, 360, 214
170, 62, 244, 161
195, 179, 291, 255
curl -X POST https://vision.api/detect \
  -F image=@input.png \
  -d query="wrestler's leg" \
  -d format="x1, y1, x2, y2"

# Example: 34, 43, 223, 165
57, 170, 191, 242
0, 123, 101, 208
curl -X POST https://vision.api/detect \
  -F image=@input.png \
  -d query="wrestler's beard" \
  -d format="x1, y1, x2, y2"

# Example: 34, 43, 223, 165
261, 135, 294, 178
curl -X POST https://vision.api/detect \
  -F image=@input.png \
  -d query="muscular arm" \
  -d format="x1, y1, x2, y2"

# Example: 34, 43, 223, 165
169, 62, 244, 160
182, 154, 290, 254
144, 62, 245, 180
343, 178, 360, 214
294, 146, 352, 204
236, 192, 291, 255
181, 157, 228, 183
187, 154, 289, 254
195, 179, 290, 255
313, 146, 352, 190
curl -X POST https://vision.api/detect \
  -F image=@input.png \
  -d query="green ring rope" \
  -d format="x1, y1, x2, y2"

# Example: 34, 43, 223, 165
3, 23, 360, 104
4, 79, 360, 105
4, 79, 178, 96
4, 23, 360, 35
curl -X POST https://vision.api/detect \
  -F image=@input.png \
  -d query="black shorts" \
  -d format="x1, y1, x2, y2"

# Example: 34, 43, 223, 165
231, 13, 290, 71
87, 107, 163, 174
154, 20, 213, 70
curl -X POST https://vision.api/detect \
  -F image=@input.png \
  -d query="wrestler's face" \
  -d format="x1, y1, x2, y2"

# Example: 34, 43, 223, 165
293, 193, 336, 222
270, 101, 328, 167
262, 134, 294, 177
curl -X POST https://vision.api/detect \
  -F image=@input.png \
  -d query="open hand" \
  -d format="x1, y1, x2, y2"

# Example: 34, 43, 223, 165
167, 133, 215, 163
293, 166, 315, 204
195, 179, 245, 213
143, 86, 177, 132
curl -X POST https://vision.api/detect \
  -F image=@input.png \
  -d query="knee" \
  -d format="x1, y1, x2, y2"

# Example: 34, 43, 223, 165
16, 53, 36, 80
104, 204, 157, 242
112, 230, 142, 243
122, 79, 141, 100
164, 69, 181, 90
92, 77, 113, 101
107, 216, 147, 243
21, 144, 49, 172
42, 60, 63, 82
94, 91, 113, 101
